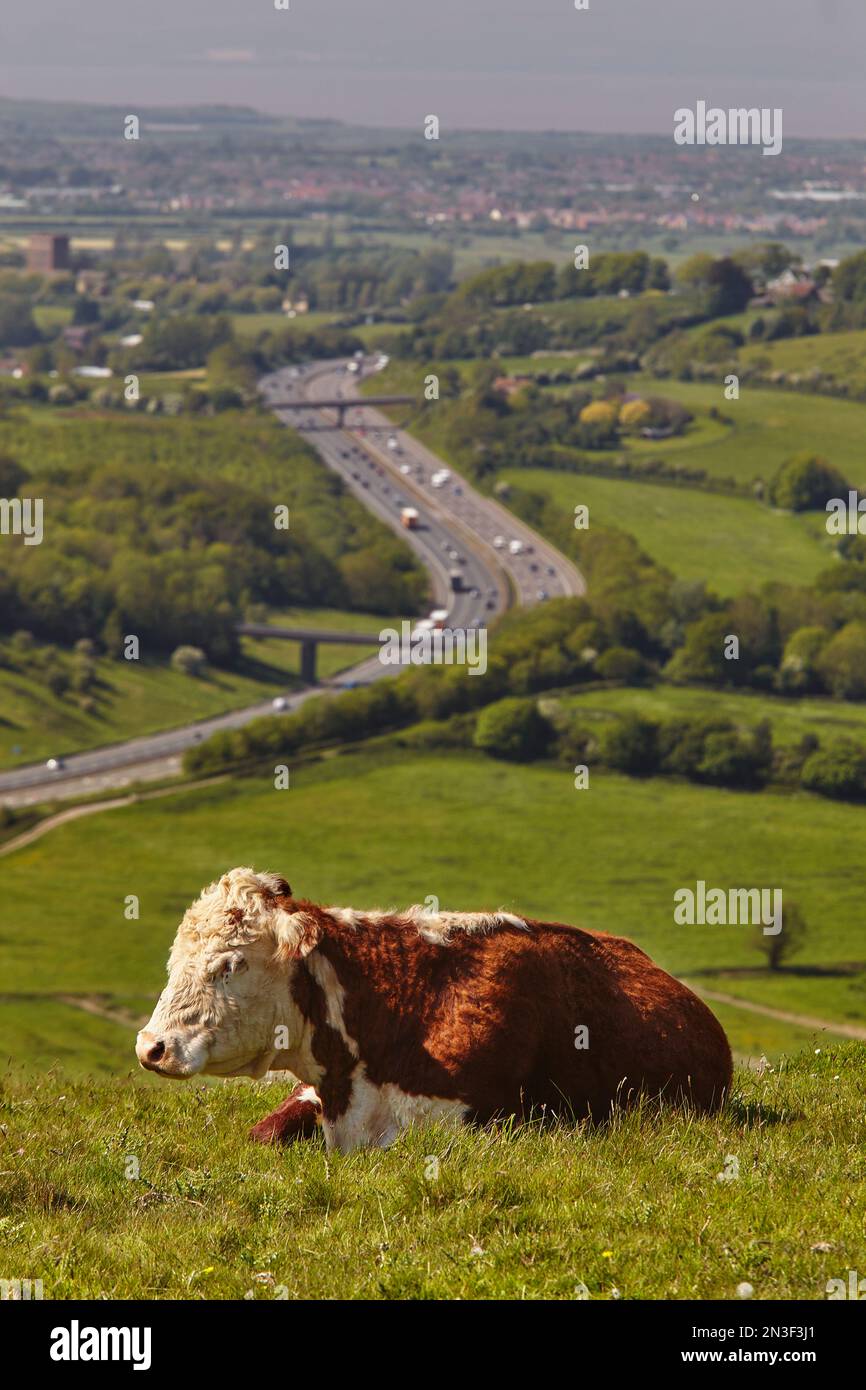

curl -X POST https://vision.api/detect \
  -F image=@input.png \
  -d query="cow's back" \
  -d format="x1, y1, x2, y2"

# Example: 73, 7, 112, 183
417, 919, 732, 1121
313, 911, 732, 1128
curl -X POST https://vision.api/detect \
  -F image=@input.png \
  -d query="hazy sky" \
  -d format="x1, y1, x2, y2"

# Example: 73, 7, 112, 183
1, 0, 864, 138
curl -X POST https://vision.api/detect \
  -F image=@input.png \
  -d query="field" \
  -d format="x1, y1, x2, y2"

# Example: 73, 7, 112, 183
560, 681, 866, 749
2, 747, 865, 1080
627, 376, 866, 491
503, 466, 831, 594
371, 356, 866, 492
740, 328, 866, 399
0, 1046, 862, 1300
0, 608, 391, 770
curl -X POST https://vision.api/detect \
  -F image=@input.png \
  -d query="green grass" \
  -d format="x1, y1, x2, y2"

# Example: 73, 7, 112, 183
740, 329, 866, 399
230, 311, 338, 338
1, 749, 865, 1076
371, 355, 866, 498
0, 1045, 862, 1299
503, 466, 831, 594
31, 304, 72, 332
559, 681, 866, 749
628, 376, 866, 491
0, 608, 391, 769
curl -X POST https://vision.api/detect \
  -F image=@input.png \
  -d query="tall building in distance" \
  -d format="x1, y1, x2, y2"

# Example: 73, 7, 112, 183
26, 233, 70, 273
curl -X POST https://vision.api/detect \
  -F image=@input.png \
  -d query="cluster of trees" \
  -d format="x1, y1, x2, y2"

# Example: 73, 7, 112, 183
0, 417, 426, 661
454, 252, 670, 310
423, 364, 693, 477
183, 582, 866, 808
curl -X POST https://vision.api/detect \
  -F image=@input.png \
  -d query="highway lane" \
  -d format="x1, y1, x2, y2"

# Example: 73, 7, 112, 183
0, 354, 584, 807
269, 357, 585, 610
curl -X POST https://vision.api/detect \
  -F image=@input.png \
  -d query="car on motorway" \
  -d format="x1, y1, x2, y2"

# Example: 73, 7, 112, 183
537, 589, 549, 601
485, 599, 496, 610
493, 534, 506, 549
387, 434, 399, 450
272, 696, 289, 712
508, 539, 525, 555
399, 463, 411, 474
46, 757, 65, 772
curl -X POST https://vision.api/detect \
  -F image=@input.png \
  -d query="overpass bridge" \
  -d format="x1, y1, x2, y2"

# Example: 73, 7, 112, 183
238, 622, 381, 684
269, 395, 415, 427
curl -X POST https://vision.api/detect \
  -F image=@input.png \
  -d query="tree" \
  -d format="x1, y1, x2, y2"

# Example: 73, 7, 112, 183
0, 295, 40, 348
768, 454, 850, 512
677, 255, 752, 317
618, 399, 652, 434
171, 645, 207, 676
816, 622, 866, 699
753, 899, 808, 972
832, 250, 866, 303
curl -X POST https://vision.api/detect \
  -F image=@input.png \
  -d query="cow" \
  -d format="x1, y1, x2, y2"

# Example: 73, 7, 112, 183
136, 867, 732, 1153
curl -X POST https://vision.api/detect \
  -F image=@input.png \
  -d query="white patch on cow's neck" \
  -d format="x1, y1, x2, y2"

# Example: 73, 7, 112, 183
306, 953, 359, 1058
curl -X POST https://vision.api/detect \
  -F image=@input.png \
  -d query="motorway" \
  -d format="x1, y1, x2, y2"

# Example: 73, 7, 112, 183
0, 356, 583, 807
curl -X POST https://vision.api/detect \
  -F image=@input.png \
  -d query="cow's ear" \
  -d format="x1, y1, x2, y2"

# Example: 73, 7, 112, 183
272, 876, 292, 899
272, 907, 319, 964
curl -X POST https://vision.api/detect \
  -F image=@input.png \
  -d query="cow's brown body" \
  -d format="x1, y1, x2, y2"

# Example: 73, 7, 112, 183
250, 900, 732, 1144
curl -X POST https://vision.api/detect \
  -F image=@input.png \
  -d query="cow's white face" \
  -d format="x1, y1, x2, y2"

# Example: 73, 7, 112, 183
136, 869, 312, 1081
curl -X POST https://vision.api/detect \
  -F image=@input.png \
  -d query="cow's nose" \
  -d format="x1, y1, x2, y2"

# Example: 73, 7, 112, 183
136, 1032, 166, 1069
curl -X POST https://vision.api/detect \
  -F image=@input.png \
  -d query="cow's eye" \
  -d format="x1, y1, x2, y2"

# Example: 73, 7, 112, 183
220, 956, 246, 978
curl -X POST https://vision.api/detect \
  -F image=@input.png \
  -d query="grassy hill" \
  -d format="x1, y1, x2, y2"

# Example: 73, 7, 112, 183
0, 1045, 862, 1299
0, 608, 391, 770
502, 466, 830, 594
739, 328, 866, 399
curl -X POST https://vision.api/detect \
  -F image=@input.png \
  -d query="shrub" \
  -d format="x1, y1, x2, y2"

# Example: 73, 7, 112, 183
594, 645, 648, 684
600, 714, 660, 776
801, 740, 866, 801
768, 453, 850, 512
473, 697, 553, 761
171, 645, 207, 676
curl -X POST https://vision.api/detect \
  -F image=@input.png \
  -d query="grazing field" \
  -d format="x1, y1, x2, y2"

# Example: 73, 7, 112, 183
559, 681, 866, 750
1, 749, 864, 1077
230, 311, 339, 338
502, 466, 830, 594
0, 607, 390, 770
0, 1045, 862, 1299
739, 328, 866, 399
628, 376, 866, 491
